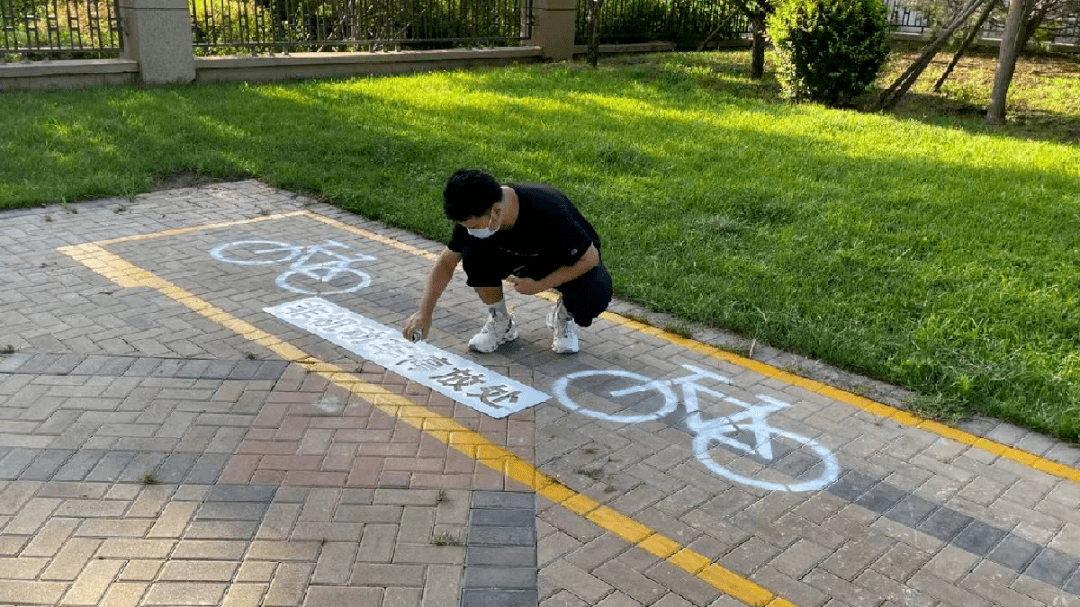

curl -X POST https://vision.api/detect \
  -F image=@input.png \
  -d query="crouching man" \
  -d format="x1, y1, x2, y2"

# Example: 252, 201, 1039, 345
403, 169, 612, 354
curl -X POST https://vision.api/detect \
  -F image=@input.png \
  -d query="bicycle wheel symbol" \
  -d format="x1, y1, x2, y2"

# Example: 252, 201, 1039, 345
210, 240, 375, 295
553, 365, 839, 492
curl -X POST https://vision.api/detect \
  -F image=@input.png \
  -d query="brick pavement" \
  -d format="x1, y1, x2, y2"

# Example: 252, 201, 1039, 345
1, 180, 1079, 606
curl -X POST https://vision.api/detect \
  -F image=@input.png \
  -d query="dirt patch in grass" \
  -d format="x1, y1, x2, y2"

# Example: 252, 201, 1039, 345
151, 170, 251, 192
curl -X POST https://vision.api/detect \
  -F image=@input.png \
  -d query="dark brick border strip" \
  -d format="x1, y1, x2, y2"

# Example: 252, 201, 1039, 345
0, 352, 288, 381
0, 447, 233, 484
461, 490, 538, 607
830, 469, 1080, 594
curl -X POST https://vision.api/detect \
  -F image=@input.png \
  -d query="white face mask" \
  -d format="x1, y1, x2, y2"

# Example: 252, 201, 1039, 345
466, 208, 499, 239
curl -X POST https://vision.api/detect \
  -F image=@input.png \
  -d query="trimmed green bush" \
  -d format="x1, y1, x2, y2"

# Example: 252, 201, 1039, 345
768, 0, 891, 106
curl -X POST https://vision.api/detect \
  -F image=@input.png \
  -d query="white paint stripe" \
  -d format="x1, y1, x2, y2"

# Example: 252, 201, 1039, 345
265, 297, 549, 418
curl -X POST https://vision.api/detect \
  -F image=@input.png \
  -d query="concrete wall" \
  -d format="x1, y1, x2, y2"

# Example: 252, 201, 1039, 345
0, 59, 139, 90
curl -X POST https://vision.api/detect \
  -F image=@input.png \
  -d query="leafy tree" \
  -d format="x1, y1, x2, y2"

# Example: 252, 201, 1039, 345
768, 0, 891, 106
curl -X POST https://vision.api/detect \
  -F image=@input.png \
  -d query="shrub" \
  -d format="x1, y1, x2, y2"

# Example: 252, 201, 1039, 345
768, 0, 891, 106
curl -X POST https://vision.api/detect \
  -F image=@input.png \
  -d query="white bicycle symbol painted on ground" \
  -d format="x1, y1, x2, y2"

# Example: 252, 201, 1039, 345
210, 240, 375, 295
553, 364, 839, 492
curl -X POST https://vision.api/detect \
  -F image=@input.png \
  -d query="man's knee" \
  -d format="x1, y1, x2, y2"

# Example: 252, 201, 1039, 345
558, 264, 612, 328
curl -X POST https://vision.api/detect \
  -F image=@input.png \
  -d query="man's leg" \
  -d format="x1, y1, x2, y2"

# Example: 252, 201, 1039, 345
556, 263, 613, 328
475, 286, 504, 305
461, 250, 518, 353
549, 263, 613, 353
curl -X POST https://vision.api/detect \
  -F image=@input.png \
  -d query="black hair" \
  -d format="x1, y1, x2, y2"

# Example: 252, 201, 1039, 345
442, 168, 503, 222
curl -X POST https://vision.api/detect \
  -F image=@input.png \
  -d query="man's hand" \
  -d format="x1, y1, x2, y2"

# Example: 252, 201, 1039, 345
403, 312, 431, 341
506, 276, 546, 296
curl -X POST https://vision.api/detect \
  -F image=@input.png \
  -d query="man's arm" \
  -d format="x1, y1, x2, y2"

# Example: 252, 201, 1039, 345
403, 247, 462, 340
506, 244, 600, 296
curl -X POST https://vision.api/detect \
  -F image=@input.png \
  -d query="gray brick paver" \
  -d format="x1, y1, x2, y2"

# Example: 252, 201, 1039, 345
593, 559, 666, 606
541, 560, 614, 605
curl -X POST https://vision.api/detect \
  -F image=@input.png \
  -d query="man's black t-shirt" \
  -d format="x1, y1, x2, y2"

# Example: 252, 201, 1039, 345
448, 183, 600, 282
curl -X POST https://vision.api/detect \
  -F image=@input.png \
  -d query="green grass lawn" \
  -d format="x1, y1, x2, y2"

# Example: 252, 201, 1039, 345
3, 49, 1080, 441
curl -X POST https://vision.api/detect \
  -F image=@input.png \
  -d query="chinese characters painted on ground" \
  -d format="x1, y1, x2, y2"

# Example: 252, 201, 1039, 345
265, 297, 549, 418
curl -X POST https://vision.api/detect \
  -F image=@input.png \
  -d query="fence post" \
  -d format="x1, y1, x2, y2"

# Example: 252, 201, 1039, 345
120, 0, 195, 84
531, 0, 578, 60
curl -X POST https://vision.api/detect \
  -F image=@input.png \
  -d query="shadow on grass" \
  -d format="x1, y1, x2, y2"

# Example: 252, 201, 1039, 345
605, 49, 1080, 145
869, 90, 1080, 145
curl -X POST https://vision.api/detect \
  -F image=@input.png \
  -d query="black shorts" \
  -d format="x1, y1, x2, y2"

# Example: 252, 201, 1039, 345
461, 249, 613, 328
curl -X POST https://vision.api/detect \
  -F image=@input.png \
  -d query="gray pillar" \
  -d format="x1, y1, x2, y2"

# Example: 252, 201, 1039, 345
120, 0, 195, 84
531, 0, 577, 61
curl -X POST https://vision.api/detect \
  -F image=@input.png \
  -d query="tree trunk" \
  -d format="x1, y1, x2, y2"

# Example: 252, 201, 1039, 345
1018, 2, 1050, 51
586, 0, 604, 67
874, 0, 987, 111
987, 0, 1032, 123
725, 0, 773, 79
933, 0, 997, 92
696, 13, 738, 52
750, 13, 767, 80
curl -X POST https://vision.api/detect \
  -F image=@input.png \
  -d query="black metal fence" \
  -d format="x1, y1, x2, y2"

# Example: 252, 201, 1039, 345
3, 0, 1078, 61
1, 0, 122, 60
190, 0, 533, 54
576, 0, 749, 46
885, 0, 931, 34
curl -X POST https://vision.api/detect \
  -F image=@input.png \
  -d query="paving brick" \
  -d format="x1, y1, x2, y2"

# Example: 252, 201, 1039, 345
0, 556, 49, 580
420, 564, 464, 607
5, 497, 61, 535
593, 559, 666, 605
469, 524, 537, 546
540, 589, 590, 607
1024, 546, 1080, 587
462, 588, 539, 607
917, 506, 974, 543
350, 563, 426, 586
304, 586, 382, 606
907, 570, 990, 607
117, 560, 163, 582
803, 569, 883, 607
171, 540, 248, 560
98, 581, 150, 607
540, 560, 613, 605
142, 582, 227, 606
41, 538, 101, 580
160, 560, 238, 582
76, 519, 153, 537
464, 565, 536, 589
60, 559, 125, 605
22, 517, 79, 557
0, 580, 69, 605
770, 539, 833, 578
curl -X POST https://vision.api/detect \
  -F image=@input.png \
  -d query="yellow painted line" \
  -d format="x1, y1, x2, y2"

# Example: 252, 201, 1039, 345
58, 241, 795, 607
92, 211, 309, 246
598, 319, 1080, 485
302, 211, 440, 261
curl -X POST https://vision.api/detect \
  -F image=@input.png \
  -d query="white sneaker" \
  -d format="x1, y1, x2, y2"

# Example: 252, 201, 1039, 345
547, 300, 579, 354
468, 309, 518, 353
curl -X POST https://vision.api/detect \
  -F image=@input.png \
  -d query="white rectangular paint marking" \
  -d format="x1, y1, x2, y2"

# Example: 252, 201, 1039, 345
265, 297, 549, 418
